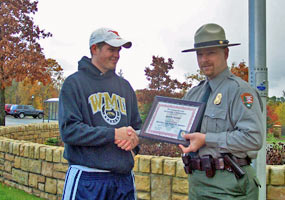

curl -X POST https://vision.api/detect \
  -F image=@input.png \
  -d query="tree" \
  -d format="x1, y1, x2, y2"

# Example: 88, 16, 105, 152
230, 62, 248, 82
275, 103, 285, 127
0, 0, 53, 125
144, 56, 190, 92
137, 56, 191, 123
266, 105, 280, 133
4, 59, 63, 109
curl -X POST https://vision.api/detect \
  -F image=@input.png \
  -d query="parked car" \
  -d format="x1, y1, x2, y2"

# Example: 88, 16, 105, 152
9, 105, 44, 119
5, 104, 13, 115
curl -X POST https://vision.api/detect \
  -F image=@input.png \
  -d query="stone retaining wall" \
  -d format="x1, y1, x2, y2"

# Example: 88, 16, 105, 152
0, 123, 60, 145
0, 124, 284, 200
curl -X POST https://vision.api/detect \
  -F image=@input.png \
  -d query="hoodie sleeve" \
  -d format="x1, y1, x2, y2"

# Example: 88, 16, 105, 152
128, 84, 142, 155
58, 76, 115, 147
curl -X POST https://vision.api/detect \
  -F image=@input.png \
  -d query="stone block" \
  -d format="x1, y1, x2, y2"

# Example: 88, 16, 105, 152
12, 168, 29, 185
18, 184, 32, 194
137, 191, 150, 200
53, 171, 66, 180
14, 156, 21, 168
133, 155, 139, 172
34, 145, 41, 159
9, 141, 13, 154
172, 177, 188, 194
32, 188, 41, 197
38, 183, 45, 191
21, 157, 30, 171
135, 175, 150, 192
23, 143, 30, 157
46, 147, 53, 161
151, 175, 171, 200
57, 180, 65, 195
267, 186, 285, 200
270, 165, 285, 185
40, 146, 46, 160
45, 177, 57, 194
54, 163, 68, 172
151, 157, 164, 174
4, 141, 10, 152
4, 161, 12, 172
29, 144, 35, 158
172, 194, 189, 200
176, 160, 188, 178
164, 159, 176, 176
139, 156, 153, 173
29, 173, 39, 188
5, 153, 14, 161
3, 172, 12, 180
29, 159, 42, 174
13, 143, 20, 155
53, 148, 61, 162
266, 165, 271, 185
42, 161, 54, 177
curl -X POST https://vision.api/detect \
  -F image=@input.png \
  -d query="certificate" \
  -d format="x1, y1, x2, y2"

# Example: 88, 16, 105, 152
139, 96, 205, 146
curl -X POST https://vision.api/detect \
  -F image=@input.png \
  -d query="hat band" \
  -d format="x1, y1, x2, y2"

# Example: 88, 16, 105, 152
194, 40, 229, 48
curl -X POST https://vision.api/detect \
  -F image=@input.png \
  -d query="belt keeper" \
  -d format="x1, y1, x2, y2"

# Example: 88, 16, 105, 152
201, 155, 215, 178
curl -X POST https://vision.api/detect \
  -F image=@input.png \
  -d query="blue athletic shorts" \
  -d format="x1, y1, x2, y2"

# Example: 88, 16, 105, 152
62, 166, 137, 200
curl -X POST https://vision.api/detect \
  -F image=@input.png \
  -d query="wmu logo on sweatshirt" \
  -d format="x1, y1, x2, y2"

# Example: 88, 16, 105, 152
88, 92, 126, 125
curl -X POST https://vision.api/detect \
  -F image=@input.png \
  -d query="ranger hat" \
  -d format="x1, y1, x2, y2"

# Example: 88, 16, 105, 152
89, 28, 132, 48
182, 23, 240, 52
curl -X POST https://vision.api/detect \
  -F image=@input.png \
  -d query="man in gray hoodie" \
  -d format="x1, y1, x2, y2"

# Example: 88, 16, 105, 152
59, 28, 142, 200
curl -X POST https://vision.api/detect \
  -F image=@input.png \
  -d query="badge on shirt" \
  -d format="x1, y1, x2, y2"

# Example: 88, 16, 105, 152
241, 93, 254, 109
214, 93, 222, 105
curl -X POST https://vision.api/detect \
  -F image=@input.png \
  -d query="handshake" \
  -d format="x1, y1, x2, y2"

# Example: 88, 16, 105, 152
114, 126, 139, 152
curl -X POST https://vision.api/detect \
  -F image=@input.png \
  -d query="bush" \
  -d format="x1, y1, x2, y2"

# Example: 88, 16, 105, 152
139, 138, 182, 157
44, 138, 60, 146
139, 138, 285, 165
266, 142, 285, 165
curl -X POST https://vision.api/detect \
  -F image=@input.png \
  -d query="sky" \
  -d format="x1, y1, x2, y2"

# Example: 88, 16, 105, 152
34, 0, 285, 97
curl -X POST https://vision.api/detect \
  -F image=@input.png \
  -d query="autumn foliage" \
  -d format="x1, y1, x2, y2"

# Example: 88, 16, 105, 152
136, 56, 191, 122
230, 62, 248, 82
0, 0, 62, 125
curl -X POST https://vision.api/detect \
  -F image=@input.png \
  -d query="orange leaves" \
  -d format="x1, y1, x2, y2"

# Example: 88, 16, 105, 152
230, 62, 248, 82
144, 56, 191, 92
0, 0, 52, 89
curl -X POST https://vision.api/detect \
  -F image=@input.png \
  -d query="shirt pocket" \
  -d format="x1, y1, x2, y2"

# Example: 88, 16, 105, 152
204, 107, 227, 132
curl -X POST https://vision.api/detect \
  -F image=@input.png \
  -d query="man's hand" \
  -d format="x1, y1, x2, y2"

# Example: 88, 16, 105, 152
114, 126, 139, 151
178, 132, 206, 153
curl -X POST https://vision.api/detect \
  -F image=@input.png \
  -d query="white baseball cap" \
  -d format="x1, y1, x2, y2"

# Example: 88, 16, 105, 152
89, 28, 132, 48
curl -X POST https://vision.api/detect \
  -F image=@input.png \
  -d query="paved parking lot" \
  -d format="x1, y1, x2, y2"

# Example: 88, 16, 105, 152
5, 115, 57, 126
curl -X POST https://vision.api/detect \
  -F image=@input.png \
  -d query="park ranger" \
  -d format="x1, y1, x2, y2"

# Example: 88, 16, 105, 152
179, 23, 264, 200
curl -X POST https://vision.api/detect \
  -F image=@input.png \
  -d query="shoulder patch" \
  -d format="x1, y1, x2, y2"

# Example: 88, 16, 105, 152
241, 93, 254, 109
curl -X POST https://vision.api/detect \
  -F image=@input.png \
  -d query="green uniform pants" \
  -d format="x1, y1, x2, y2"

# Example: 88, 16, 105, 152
188, 165, 260, 200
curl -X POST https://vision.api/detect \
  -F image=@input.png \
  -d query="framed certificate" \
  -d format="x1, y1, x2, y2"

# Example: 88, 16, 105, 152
139, 96, 205, 146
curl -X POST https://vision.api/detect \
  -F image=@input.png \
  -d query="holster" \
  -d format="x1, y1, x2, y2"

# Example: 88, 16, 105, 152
182, 154, 192, 174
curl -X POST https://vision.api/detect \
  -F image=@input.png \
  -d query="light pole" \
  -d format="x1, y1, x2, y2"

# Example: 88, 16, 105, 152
31, 95, 34, 107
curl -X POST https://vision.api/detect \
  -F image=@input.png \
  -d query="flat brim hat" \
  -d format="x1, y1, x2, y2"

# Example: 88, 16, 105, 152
89, 28, 132, 48
182, 23, 240, 53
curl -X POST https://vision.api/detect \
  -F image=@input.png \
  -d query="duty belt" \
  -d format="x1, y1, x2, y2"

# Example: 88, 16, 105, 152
182, 154, 250, 179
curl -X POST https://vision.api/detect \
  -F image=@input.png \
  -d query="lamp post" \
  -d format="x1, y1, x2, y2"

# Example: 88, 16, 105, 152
31, 95, 34, 107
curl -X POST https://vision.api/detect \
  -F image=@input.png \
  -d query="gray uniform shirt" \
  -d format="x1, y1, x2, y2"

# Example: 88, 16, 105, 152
183, 68, 264, 159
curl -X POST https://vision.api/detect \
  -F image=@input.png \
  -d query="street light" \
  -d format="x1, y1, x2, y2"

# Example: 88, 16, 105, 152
31, 95, 34, 106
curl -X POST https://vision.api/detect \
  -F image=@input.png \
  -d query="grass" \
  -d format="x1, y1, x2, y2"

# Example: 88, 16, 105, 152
0, 182, 43, 200
266, 134, 285, 144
